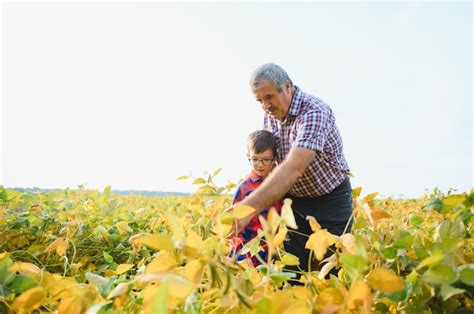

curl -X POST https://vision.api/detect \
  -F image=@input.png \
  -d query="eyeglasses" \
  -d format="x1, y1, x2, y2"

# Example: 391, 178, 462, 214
248, 157, 274, 166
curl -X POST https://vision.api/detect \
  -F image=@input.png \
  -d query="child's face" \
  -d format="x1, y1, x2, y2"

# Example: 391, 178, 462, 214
248, 149, 275, 179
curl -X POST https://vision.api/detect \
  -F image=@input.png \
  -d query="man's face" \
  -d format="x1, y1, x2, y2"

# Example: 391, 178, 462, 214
253, 80, 293, 121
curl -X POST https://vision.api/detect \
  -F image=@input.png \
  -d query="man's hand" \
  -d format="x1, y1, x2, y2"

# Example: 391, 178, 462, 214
235, 214, 253, 234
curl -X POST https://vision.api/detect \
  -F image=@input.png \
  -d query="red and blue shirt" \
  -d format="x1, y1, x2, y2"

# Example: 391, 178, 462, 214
231, 171, 282, 265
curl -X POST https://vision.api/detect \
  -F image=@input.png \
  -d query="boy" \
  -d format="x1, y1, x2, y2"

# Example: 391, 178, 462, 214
231, 130, 282, 266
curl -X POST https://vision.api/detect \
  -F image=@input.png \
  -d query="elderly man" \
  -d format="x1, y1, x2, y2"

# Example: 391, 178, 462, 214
237, 63, 352, 275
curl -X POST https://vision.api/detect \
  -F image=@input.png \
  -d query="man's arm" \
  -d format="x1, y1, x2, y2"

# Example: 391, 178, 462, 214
240, 147, 315, 214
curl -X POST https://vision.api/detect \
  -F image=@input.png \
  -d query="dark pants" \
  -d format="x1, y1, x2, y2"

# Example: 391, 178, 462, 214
283, 177, 353, 283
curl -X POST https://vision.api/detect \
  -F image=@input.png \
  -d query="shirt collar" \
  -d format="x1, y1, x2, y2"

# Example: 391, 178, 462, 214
249, 171, 263, 183
287, 86, 304, 117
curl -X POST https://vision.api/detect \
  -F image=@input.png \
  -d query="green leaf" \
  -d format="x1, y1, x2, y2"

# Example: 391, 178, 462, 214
459, 266, 474, 286
151, 281, 169, 313
441, 238, 463, 253
340, 255, 369, 278
463, 188, 474, 207
212, 168, 223, 177
239, 235, 263, 257
416, 253, 445, 270
409, 215, 423, 228
394, 231, 414, 249
383, 246, 397, 259
383, 282, 408, 302
103, 185, 112, 196
197, 185, 215, 195
442, 194, 466, 208
440, 284, 465, 301
103, 251, 114, 264
176, 175, 189, 180
422, 264, 456, 285
192, 178, 207, 185
423, 197, 443, 212
406, 269, 418, 285
10, 275, 38, 293
439, 219, 466, 241
0, 257, 15, 285
269, 271, 296, 285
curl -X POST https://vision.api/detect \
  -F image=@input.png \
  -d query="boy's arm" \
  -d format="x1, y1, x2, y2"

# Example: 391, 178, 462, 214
231, 181, 245, 205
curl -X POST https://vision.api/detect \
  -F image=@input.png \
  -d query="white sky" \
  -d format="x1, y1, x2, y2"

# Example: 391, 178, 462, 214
1, 1, 473, 198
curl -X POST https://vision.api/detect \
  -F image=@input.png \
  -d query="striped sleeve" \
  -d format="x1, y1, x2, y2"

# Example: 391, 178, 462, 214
292, 108, 331, 152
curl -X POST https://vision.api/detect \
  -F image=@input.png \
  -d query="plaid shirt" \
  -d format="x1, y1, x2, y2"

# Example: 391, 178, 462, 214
264, 86, 349, 197
232, 171, 282, 265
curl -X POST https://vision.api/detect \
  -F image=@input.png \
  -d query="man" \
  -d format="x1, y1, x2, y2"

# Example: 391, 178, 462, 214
236, 63, 352, 275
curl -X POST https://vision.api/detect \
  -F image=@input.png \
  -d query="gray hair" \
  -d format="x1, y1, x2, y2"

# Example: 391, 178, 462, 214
250, 63, 293, 92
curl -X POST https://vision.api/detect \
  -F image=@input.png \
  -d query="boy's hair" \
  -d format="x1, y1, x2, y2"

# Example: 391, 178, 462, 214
247, 130, 277, 156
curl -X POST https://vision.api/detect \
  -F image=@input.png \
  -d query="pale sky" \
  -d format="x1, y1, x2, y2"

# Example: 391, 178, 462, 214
2, 1, 473, 198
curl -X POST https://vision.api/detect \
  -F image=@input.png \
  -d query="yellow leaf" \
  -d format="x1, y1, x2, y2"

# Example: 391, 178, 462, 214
347, 280, 372, 314
352, 187, 362, 200
0, 252, 10, 260
184, 259, 204, 284
362, 203, 375, 226
211, 224, 232, 238
281, 198, 298, 229
281, 253, 300, 266
364, 192, 379, 201
267, 207, 281, 232
336, 233, 357, 255
316, 287, 344, 306
115, 264, 134, 275
367, 268, 404, 292
270, 290, 292, 313
273, 225, 288, 247
58, 285, 98, 314
416, 253, 445, 270
145, 251, 177, 274
198, 185, 215, 195
48, 277, 77, 299
306, 215, 321, 232
371, 206, 391, 219
167, 276, 194, 300
137, 234, 175, 252
305, 229, 337, 261
12, 286, 47, 312
219, 212, 234, 225
192, 177, 206, 185
443, 194, 466, 207
44, 238, 68, 257
142, 284, 161, 313
318, 261, 337, 280
232, 204, 256, 219
292, 286, 313, 300
166, 213, 185, 242
10, 262, 41, 276
116, 221, 133, 235
186, 229, 204, 250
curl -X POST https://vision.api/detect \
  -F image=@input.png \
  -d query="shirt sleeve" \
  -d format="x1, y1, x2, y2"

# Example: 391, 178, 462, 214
232, 182, 246, 205
291, 108, 332, 152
